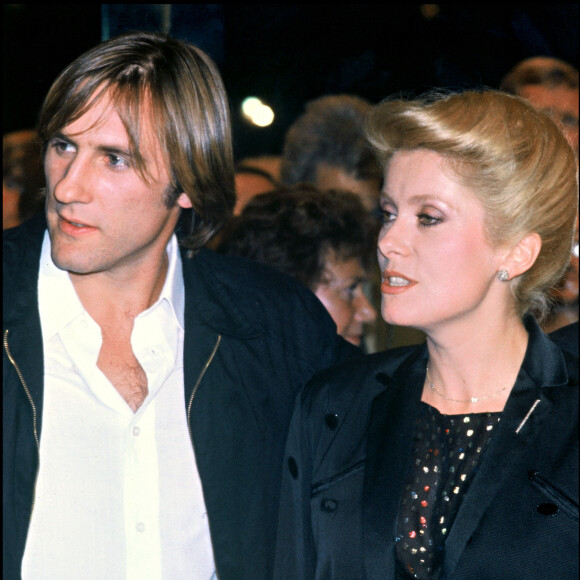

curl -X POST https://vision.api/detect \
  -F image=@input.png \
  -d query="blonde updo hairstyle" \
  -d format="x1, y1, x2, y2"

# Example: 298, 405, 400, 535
365, 90, 578, 321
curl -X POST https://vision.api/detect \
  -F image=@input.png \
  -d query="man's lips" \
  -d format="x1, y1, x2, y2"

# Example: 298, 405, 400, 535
381, 271, 417, 294
57, 214, 97, 235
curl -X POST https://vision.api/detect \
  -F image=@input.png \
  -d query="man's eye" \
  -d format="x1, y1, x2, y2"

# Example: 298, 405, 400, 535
107, 154, 129, 168
51, 140, 75, 154
560, 114, 579, 129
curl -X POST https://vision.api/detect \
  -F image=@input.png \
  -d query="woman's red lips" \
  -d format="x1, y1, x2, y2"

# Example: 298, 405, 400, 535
381, 272, 417, 294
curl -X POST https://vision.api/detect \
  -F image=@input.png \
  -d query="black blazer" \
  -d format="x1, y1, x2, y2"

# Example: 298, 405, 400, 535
275, 317, 578, 579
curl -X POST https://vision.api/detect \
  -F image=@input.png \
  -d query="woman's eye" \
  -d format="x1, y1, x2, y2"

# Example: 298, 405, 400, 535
343, 282, 364, 300
380, 209, 396, 225
339, 287, 356, 301
418, 213, 441, 227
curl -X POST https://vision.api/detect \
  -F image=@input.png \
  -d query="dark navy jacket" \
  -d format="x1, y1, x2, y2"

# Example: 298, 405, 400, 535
3, 215, 361, 580
275, 317, 578, 579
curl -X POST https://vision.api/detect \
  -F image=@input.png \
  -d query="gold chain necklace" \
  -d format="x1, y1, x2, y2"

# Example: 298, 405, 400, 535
425, 365, 510, 404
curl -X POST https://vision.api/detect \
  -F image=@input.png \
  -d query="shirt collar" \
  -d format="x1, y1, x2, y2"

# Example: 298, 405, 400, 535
155, 233, 185, 332
38, 231, 185, 340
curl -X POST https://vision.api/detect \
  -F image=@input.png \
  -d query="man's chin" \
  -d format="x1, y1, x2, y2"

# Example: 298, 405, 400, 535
50, 251, 95, 276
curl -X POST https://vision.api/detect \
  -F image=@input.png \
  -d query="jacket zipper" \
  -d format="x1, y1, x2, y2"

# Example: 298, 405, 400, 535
187, 334, 222, 449
4, 328, 41, 547
4, 329, 40, 450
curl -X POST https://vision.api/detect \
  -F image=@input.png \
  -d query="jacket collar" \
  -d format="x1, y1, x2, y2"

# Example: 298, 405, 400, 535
518, 314, 569, 389
180, 247, 270, 340
3, 214, 46, 328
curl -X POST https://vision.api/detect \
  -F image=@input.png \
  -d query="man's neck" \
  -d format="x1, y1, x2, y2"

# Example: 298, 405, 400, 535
69, 250, 170, 328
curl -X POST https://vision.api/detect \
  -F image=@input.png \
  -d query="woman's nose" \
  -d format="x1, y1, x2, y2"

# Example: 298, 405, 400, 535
377, 219, 409, 258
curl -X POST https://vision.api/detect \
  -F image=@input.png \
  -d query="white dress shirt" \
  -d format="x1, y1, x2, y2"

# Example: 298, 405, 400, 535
22, 232, 216, 580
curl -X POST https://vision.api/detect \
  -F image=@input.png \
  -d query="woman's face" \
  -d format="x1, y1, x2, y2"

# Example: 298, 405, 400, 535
377, 149, 506, 333
314, 255, 377, 347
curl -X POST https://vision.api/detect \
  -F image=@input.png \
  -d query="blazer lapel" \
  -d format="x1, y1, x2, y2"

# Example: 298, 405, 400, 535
442, 319, 570, 578
363, 353, 426, 578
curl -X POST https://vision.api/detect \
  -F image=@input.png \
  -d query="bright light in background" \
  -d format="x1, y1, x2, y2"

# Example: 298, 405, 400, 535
241, 96, 275, 127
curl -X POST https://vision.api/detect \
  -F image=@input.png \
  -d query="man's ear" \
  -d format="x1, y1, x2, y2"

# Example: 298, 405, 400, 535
176, 192, 193, 209
501, 232, 542, 278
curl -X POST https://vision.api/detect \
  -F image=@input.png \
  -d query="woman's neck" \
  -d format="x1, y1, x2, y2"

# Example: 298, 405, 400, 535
421, 314, 529, 414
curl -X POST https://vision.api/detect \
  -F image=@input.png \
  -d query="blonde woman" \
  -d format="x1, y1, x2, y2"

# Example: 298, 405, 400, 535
275, 90, 578, 579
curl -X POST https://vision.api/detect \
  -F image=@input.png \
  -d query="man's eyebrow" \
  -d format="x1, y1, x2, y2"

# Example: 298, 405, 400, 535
49, 131, 73, 143
96, 144, 134, 158
50, 131, 133, 158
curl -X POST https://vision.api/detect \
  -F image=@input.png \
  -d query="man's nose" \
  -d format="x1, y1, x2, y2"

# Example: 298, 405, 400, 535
52, 155, 92, 205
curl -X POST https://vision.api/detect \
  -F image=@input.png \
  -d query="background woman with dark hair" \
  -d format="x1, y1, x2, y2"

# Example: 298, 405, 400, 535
218, 184, 378, 349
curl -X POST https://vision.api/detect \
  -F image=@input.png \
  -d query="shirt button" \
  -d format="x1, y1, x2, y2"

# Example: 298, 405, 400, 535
132, 426, 141, 436
136, 522, 146, 532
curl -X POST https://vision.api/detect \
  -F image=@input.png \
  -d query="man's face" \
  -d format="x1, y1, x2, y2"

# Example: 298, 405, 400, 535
45, 91, 191, 280
519, 84, 579, 156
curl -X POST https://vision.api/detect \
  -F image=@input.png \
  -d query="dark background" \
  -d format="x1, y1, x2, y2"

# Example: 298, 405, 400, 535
4, 4, 578, 160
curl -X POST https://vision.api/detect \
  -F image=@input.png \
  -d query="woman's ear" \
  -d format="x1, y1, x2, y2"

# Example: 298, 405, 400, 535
501, 232, 542, 278
177, 192, 193, 209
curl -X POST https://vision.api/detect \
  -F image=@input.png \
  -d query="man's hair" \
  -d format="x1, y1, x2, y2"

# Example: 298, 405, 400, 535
279, 94, 382, 186
217, 184, 378, 290
500, 56, 579, 94
37, 30, 235, 251
365, 89, 578, 320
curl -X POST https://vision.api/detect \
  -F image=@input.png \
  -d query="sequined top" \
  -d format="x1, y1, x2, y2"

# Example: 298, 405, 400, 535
395, 402, 502, 579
